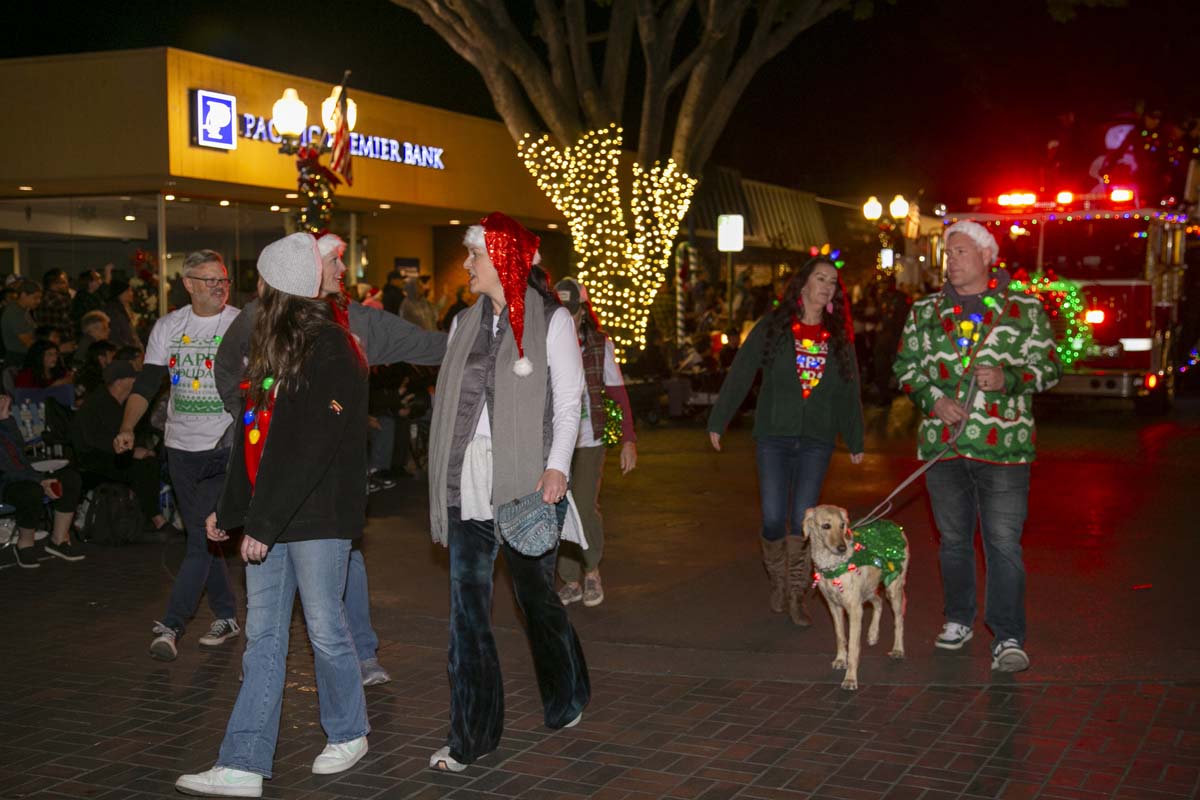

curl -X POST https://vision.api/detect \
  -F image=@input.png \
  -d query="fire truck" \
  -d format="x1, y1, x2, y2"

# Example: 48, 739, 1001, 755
939, 188, 1192, 412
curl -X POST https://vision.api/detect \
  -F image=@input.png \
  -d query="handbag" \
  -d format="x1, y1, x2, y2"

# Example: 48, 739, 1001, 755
495, 490, 560, 557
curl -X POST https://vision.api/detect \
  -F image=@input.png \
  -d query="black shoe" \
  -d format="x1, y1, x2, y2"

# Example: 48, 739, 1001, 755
44, 540, 85, 562
12, 545, 40, 569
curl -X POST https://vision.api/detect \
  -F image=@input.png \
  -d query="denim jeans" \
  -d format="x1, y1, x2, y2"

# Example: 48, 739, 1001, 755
755, 435, 835, 541
367, 415, 395, 473
162, 447, 236, 633
216, 538, 368, 778
445, 503, 589, 764
344, 548, 378, 662
925, 458, 1031, 645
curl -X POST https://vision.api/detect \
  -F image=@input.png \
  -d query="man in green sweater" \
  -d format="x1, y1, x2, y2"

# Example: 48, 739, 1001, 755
894, 220, 1061, 673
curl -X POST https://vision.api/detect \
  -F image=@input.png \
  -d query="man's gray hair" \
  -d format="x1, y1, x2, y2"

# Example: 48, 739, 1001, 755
944, 221, 999, 265
182, 249, 226, 274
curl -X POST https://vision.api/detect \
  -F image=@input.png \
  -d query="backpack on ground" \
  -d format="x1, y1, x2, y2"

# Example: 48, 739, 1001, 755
80, 483, 144, 546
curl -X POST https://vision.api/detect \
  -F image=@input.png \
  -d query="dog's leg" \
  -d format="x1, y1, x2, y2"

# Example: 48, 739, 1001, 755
866, 592, 882, 646
842, 602, 863, 691
887, 571, 907, 660
828, 598, 847, 671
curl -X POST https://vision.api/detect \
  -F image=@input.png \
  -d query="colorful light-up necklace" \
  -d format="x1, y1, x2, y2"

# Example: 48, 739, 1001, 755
169, 309, 225, 390
243, 377, 276, 445
791, 315, 830, 399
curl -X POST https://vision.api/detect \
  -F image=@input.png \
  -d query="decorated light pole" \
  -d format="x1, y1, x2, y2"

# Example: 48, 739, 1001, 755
271, 74, 357, 234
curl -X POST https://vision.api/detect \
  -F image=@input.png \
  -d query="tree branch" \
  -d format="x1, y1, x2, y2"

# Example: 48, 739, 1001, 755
534, 0, 578, 114
686, 0, 847, 170
563, 0, 609, 127
600, 0, 636, 125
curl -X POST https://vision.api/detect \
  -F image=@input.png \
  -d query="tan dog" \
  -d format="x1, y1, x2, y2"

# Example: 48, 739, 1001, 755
804, 504, 908, 691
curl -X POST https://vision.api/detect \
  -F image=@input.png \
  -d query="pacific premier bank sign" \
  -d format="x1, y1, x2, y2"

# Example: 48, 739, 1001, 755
191, 88, 446, 170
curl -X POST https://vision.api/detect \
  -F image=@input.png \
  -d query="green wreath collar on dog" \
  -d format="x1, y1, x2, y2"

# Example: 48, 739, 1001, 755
813, 520, 907, 590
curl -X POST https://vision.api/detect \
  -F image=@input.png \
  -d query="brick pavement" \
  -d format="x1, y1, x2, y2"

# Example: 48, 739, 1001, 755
1, 541, 1198, 800
4, 408, 1200, 800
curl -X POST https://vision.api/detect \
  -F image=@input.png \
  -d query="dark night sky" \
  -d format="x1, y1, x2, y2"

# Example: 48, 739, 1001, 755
6, 0, 1198, 206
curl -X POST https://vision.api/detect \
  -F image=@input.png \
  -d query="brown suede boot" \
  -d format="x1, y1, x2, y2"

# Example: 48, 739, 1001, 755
761, 538, 788, 613
785, 536, 813, 627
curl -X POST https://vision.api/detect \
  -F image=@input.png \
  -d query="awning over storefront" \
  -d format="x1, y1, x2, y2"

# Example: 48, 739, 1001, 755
688, 166, 828, 252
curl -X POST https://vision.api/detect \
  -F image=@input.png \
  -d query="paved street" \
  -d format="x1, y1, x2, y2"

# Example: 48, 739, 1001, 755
2, 397, 1199, 800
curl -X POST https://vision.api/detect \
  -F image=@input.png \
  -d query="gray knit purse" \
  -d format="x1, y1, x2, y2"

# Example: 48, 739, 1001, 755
495, 490, 559, 557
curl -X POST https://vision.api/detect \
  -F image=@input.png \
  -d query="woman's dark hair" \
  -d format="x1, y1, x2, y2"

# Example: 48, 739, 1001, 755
246, 283, 354, 410
23, 340, 66, 384
527, 265, 560, 307
761, 256, 855, 380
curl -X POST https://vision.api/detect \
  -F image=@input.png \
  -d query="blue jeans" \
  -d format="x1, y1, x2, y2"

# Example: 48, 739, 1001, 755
217, 539, 368, 778
162, 447, 236, 632
755, 436, 835, 541
445, 503, 589, 764
925, 459, 1030, 645
367, 415, 395, 473
345, 548, 378, 662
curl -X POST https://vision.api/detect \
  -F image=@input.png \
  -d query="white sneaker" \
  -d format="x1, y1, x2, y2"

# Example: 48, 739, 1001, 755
175, 766, 262, 797
312, 736, 368, 775
992, 638, 1031, 672
934, 622, 973, 650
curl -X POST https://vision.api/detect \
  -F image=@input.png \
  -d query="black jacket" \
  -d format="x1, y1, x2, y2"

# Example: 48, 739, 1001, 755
216, 326, 368, 548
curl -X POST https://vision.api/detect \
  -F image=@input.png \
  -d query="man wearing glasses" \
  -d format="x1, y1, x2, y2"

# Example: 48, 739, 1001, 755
114, 249, 244, 662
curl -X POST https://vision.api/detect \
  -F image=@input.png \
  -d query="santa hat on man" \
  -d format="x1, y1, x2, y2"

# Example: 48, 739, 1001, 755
466, 212, 542, 376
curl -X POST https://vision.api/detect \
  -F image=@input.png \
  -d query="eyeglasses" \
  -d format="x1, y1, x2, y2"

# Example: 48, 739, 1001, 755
185, 275, 232, 288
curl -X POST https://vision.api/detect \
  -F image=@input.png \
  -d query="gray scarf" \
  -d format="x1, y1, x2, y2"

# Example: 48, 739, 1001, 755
427, 287, 550, 545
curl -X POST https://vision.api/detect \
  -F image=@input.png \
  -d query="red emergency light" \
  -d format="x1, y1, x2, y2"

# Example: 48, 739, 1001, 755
1110, 188, 1134, 203
1144, 373, 1159, 390
1084, 309, 1106, 325
1055, 190, 1074, 204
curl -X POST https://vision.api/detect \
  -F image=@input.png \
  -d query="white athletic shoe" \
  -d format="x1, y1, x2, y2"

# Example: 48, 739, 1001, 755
311, 736, 368, 775
175, 766, 262, 797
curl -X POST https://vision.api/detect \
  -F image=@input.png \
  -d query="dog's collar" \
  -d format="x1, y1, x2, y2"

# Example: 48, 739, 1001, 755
812, 521, 907, 591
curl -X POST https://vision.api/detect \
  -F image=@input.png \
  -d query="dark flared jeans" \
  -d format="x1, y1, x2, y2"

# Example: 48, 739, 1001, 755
445, 505, 590, 764
925, 458, 1031, 645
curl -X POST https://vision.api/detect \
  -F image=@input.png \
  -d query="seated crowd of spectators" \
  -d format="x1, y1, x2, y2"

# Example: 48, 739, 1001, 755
1, 267, 173, 568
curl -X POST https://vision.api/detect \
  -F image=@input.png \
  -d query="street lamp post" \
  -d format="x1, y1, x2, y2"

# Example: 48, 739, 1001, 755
863, 193, 911, 275
717, 214, 744, 324
272, 74, 357, 233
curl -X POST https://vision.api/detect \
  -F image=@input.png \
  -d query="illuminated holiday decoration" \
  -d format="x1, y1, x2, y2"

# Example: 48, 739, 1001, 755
1007, 273, 1092, 367
519, 125, 698, 360
602, 397, 622, 448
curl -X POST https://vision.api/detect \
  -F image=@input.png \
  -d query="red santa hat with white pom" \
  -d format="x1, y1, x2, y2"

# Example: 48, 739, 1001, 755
476, 212, 541, 377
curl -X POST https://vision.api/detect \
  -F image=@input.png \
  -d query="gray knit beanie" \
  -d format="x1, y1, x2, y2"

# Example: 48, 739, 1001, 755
257, 232, 323, 298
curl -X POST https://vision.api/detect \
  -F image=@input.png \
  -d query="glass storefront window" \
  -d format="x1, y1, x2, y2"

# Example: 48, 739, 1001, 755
0, 193, 353, 347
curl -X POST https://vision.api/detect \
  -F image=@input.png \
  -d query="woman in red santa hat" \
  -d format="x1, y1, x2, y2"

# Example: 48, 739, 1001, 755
426, 212, 589, 772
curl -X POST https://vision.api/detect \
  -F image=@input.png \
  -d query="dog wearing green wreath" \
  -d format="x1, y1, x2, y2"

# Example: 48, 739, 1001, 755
804, 504, 908, 691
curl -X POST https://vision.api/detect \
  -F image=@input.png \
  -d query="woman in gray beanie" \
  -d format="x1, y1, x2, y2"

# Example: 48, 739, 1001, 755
177, 232, 371, 797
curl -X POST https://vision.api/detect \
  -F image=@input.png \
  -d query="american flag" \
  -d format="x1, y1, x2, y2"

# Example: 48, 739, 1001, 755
328, 83, 353, 186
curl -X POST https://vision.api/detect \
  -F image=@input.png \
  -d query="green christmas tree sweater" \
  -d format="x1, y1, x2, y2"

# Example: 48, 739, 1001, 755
893, 284, 1062, 463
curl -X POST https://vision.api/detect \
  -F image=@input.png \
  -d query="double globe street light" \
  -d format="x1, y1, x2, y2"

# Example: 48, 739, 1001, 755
862, 194, 910, 273
271, 78, 358, 232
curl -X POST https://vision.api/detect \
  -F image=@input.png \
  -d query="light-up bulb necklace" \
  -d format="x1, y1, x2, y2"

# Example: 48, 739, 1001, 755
170, 308, 224, 390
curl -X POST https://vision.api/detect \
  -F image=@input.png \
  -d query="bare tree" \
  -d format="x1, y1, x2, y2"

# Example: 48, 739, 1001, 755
391, 0, 854, 355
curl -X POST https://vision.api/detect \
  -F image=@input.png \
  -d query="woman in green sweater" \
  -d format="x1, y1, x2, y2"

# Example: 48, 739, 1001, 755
708, 257, 865, 626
